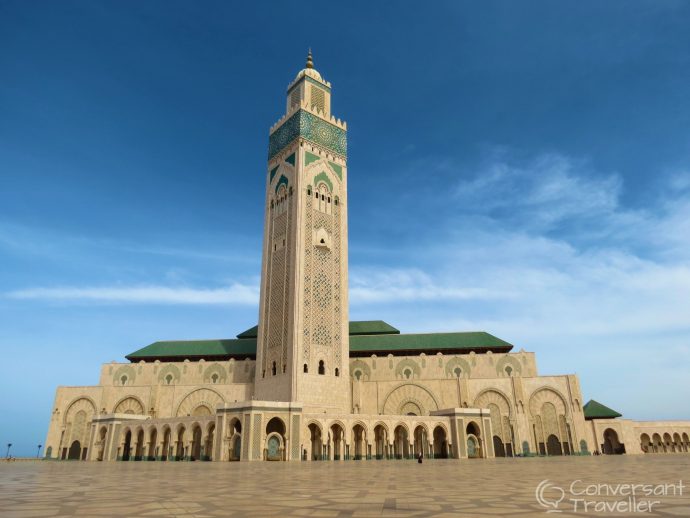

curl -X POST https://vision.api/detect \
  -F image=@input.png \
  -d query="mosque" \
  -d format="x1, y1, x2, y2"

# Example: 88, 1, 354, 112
44, 53, 690, 463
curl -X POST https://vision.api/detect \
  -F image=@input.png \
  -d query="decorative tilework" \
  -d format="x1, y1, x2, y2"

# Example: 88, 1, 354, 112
269, 166, 279, 183
328, 161, 343, 180
305, 151, 320, 167
285, 153, 295, 166
268, 110, 346, 159
275, 175, 289, 193
313, 171, 333, 192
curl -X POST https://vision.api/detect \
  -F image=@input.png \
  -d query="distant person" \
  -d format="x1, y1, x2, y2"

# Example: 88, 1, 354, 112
417, 451, 423, 464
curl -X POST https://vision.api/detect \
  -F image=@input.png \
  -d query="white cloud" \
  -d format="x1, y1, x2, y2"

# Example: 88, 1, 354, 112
6, 283, 259, 305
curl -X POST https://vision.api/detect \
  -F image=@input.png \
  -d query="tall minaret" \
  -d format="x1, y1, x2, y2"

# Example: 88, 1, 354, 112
254, 52, 350, 413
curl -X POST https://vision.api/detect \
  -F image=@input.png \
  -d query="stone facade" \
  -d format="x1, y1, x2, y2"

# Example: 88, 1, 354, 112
44, 54, 690, 463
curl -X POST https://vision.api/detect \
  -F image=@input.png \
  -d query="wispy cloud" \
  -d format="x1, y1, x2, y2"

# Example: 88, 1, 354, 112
6, 283, 259, 305
350, 267, 515, 303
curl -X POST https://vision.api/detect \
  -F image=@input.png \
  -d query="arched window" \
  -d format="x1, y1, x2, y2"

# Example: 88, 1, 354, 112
505, 366, 513, 377
120, 375, 128, 386
335, 368, 339, 377
165, 374, 173, 385
354, 370, 362, 381
454, 367, 462, 378
404, 368, 412, 379
272, 362, 277, 376
211, 373, 219, 384
318, 360, 325, 375
303, 363, 308, 373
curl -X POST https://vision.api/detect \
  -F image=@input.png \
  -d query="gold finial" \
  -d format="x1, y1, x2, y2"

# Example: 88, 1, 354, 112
306, 48, 314, 69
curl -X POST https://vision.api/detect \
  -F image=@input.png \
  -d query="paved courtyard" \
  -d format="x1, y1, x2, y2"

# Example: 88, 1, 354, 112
1, 456, 689, 517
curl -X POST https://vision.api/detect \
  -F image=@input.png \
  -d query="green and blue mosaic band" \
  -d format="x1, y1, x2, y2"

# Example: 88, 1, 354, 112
268, 110, 347, 160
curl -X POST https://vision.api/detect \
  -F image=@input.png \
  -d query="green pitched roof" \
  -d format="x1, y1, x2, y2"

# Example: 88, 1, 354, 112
235, 320, 400, 339
126, 338, 257, 362
349, 331, 512, 356
349, 320, 400, 335
583, 399, 622, 420
126, 322, 513, 361
236, 325, 258, 339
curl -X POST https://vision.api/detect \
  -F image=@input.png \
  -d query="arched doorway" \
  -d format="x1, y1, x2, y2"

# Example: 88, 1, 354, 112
374, 425, 387, 459
175, 426, 186, 460
135, 429, 144, 460
190, 425, 202, 460
331, 423, 345, 460
265, 417, 286, 461
393, 425, 409, 459
352, 424, 366, 460
67, 440, 81, 460
602, 428, 623, 454
413, 426, 428, 459
466, 421, 481, 458
96, 427, 107, 461
640, 433, 652, 453
229, 418, 242, 461
205, 424, 215, 461
683, 433, 689, 453
493, 435, 506, 457
663, 433, 673, 453
673, 433, 682, 453
161, 427, 171, 460
652, 433, 663, 453
308, 423, 323, 460
546, 434, 562, 455
122, 430, 132, 461
433, 426, 448, 459
147, 428, 157, 461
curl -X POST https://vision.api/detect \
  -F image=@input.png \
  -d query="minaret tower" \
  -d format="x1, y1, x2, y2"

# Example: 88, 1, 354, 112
254, 52, 350, 413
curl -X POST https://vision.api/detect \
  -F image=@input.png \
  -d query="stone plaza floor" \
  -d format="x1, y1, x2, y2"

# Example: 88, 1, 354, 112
1, 455, 689, 517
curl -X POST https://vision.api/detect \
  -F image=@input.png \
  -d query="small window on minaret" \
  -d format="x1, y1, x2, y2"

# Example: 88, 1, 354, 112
272, 362, 277, 376
335, 368, 339, 377
303, 364, 308, 373
318, 360, 325, 375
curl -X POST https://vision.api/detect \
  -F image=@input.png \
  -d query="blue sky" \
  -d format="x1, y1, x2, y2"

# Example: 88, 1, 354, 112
2, 1, 690, 456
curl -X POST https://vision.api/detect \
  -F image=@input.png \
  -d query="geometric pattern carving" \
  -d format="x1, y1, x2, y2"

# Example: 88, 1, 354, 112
252, 414, 262, 460
64, 397, 96, 425
528, 388, 567, 418
495, 355, 522, 377
157, 364, 181, 385
445, 357, 472, 378
474, 389, 512, 417
112, 365, 136, 386
349, 359, 371, 381
382, 383, 439, 416
291, 414, 301, 460
203, 363, 227, 384
113, 397, 145, 415
175, 388, 224, 417
268, 110, 346, 159
395, 359, 421, 379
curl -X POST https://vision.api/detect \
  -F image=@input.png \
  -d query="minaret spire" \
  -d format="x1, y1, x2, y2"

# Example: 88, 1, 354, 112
306, 48, 314, 69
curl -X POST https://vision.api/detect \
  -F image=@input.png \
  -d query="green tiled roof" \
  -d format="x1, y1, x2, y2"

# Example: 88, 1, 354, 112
236, 325, 258, 339
235, 320, 400, 339
349, 331, 512, 356
126, 338, 257, 361
126, 322, 513, 361
349, 320, 399, 335
583, 399, 622, 420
